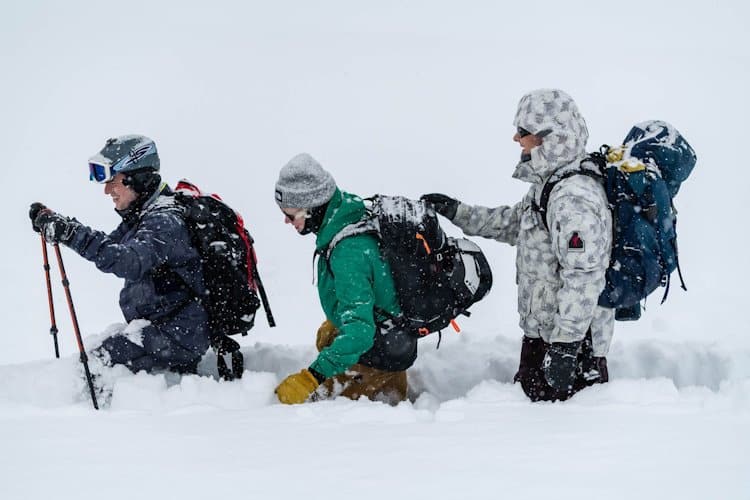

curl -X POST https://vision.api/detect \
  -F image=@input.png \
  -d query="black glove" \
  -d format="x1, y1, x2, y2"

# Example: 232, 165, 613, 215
29, 202, 47, 233
543, 341, 581, 394
33, 209, 80, 244
420, 193, 459, 220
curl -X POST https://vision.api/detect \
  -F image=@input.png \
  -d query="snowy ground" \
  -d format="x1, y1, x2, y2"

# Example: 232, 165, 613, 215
2, 1, 750, 499
2, 333, 748, 499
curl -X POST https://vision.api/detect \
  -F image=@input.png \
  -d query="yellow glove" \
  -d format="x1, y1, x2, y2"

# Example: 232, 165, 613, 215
316, 319, 339, 352
275, 369, 321, 404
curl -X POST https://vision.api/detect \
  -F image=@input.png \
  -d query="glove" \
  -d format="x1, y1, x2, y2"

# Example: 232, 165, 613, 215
420, 193, 459, 220
275, 369, 322, 404
29, 202, 47, 233
542, 341, 581, 394
32, 208, 80, 244
315, 320, 339, 352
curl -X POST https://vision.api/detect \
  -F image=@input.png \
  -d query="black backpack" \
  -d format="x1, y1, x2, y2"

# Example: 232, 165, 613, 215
174, 179, 275, 380
323, 195, 493, 346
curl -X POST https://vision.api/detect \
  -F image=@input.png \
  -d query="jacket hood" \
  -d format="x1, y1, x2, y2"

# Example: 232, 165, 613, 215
315, 189, 367, 251
512, 89, 589, 184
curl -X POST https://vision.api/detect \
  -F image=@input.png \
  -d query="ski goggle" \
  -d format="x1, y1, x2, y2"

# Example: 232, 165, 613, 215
89, 162, 115, 184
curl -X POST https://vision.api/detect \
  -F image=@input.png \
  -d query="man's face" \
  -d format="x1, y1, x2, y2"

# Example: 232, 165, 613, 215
281, 207, 310, 234
513, 128, 543, 155
104, 173, 138, 211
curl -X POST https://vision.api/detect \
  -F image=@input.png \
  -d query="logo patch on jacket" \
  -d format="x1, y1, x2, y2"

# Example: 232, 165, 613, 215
568, 231, 585, 252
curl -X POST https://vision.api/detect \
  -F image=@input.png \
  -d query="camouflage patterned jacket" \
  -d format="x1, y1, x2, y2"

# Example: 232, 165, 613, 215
451, 89, 614, 356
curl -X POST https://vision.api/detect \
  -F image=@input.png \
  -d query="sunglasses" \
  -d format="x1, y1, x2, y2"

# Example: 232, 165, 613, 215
89, 162, 115, 184
282, 208, 311, 222
517, 127, 533, 138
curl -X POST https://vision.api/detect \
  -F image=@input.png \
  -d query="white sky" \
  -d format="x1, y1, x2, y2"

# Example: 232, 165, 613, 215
1, 0, 748, 364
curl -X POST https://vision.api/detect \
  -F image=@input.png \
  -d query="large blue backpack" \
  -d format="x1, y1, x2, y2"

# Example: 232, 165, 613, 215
536, 120, 697, 320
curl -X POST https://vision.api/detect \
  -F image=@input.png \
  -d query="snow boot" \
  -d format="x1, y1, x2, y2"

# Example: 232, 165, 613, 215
574, 330, 608, 391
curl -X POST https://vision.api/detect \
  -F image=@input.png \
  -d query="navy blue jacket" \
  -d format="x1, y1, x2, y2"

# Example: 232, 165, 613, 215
66, 187, 210, 356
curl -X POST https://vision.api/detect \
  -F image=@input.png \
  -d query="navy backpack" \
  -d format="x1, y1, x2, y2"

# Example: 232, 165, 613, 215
536, 120, 697, 320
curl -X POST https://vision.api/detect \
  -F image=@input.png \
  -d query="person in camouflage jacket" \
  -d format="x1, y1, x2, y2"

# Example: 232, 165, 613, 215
423, 89, 613, 401
273, 153, 413, 405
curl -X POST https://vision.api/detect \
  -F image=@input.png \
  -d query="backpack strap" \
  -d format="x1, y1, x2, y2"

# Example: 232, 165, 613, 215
321, 217, 379, 261
249, 254, 275, 327
661, 209, 688, 305
533, 152, 607, 231
318, 219, 405, 325
210, 334, 244, 381
322, 195, 382, 259
237, 222, 275, 328
216, 350, 244, 382
313, 216, 379, 290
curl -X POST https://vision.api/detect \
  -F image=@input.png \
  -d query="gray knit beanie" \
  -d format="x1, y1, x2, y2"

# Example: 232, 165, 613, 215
274, 153, 337, 209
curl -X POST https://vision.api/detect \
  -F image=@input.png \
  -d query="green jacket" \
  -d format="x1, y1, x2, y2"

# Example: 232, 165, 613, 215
309, 189, 401, 379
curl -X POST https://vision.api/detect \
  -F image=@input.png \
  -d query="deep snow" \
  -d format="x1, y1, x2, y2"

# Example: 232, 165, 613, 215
1, 334, 748, 499
2, 1, 749, 499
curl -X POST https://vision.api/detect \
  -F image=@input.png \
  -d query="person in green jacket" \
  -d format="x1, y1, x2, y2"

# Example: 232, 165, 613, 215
273, 153, 416, 405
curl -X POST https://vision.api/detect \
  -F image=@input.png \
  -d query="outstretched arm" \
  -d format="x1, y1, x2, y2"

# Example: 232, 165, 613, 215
67, 211, 192, 281
451, 200, 524, 245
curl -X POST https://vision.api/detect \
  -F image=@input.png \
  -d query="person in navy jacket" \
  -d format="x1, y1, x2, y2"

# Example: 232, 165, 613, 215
30, 135, 210, 374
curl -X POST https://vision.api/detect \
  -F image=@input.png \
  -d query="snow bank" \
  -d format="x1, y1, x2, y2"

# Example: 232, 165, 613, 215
1, 329, 747, 414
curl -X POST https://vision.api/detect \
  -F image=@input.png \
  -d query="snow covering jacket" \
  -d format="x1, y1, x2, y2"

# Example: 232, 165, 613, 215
451, 89, 614, 355
65, 185, 210, 358
310, 189, 401, 379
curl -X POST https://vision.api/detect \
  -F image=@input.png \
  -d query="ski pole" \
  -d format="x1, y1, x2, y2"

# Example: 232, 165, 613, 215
53, 244, 99, 410
40, 235, 60, 358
